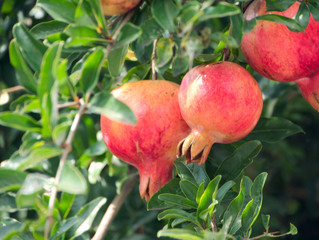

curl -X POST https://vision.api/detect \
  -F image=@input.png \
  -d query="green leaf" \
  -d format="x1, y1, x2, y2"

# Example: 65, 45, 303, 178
158, 209, 201, 228
57, 161, 88, 194
158, 193, 197, 209
30, 20, 69, 39
152, 0, 178, 32
0, 218, 23, 240
180, 180, 198, 203
12, 23, 47, 72
148, 178, 181, 210
155, 38, 174, 72
216, 180, 235, 204
64, 25, 101, 39
241, 172, 268, 234
256, 14, 304, 32
88, 91, 136, 125
16, 173, 49, 207
37, 0, 76, 23
223, 177, 250, 234
108, 45, 128, 77
196, 181, 205, 204
230, 13, 244, 46
261, 214, 270, 231
74, 0, 96, 27
197, 175, 221, 220
122, 64, 150, 83
289, 223, 298, 235
80, 48, 105, 95
51, 197, 107, 239
9, 40, 37, 92
158, 229, 203, 240
139, 18, 164, 46
265, 0, 296, 12
0, 112, 41, 132
200, 2, 241, 21
215, 141, 262, 181
13, 145, 62, 171
246, 117, 304, 143
293, 3, 310, 29
0, 169, 27, 193
38, 42, 62, 137
309, 2, 319, 21
172, 55, 189, 76
115, 23, 142, 49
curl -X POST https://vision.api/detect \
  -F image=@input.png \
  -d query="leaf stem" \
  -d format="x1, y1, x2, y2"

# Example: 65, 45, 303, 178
249, 231, 280, 240
0, 85, 25, 94
91, 174, 139, 240
44, 98, 87, 239
211, 213, 218, 232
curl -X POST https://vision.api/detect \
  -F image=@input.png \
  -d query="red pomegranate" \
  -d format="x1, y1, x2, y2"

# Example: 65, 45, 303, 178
100, 80, 190, 201
177, 61, 263, 165
296, 72, 319, 112
241, 0, 319, 82
101, 0, 140, 16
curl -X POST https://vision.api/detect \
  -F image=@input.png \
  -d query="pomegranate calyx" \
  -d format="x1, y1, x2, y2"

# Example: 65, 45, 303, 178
177, 131, 213, 165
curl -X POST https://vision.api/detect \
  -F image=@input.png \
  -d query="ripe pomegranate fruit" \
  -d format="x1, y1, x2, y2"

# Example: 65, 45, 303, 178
177, 61, 263, 165
100, 80, 190, 201
101, 0, 140, 16
241, 0, 319, 82
241, 0, 319, 112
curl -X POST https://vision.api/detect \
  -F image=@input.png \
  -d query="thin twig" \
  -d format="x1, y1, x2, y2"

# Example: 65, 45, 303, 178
249, 231, 280, 240
0, 85, 25, 94
211, 214, 218, 232
44, 98, 87, 239
57, 101, 80, 109
91, 175, 139, 240
151, 37, 159, 80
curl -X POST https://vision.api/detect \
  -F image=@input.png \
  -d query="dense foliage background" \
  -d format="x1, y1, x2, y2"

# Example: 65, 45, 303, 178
0, 0, 318, 239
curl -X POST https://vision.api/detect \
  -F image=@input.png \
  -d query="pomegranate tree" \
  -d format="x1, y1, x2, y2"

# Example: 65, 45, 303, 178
100, 80, 190, 201
241, 0, 319, 111
177, 61, 263, 165
101, 0, 140, 16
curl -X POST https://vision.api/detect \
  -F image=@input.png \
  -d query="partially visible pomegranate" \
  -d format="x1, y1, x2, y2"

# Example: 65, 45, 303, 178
241, 0, 319, 82
296, 72, 319, 112
100, 80, 190, 201
101, 0, 140, 16
177, 61, 263, 165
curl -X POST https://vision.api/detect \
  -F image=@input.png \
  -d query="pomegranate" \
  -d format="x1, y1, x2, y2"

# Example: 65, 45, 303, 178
241, 0, 319, 82
101, 0, 140, 16
296, 72, 319, 112
177, 61, 263, 165
100, 80, 190, 201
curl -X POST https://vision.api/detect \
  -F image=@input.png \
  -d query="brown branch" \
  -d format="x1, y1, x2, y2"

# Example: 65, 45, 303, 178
91, 175, 138, 240
249, 231, 280, 240
211, 214, 218, 232
0, 85, 25, 94
45, 98, 87, 239
151, 37, 159, 80
57, 101, 80, 109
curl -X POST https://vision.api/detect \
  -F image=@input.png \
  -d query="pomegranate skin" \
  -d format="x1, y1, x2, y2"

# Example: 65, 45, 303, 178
101, 0, 140, 16
241, 0, 319, 82
100, 80, 190, 201
177, 62, 263, 165
296, 72, 319, 112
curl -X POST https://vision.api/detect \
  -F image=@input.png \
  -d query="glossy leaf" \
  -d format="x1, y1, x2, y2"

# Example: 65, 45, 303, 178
246, 117, 304, 143
9, 40, 37, 92
88, 91, 136, 125
16, 173, 49, 207
115, 23, 142, 49
215, 141, 262, 181
12, 23, 47, 72
37, 0, 76, 23
216, 180, 235, 204
148, 178, 181, 210
80, 48, 105, 95
241, 172, 268, 234
155, 38, 174, 72
309, 2, 319, 21
158, 209, 201, 228
256, 14, 304, 32
180, 180, 198, 203
57, 161, 88, 195
0, 112, 41, 132
152, 0, 178, 32
197, 175, 221, 220
108, 45, 128, 77
200, 2, 241, 21
158, 229, 203, 240
265, 0, 296, 12
0, 169, 27, 193
196, 181, 205, 204
158, 193, 197, 209
30, 20, 68, 39
38, 42, 62, 137
293, 2, 310, 29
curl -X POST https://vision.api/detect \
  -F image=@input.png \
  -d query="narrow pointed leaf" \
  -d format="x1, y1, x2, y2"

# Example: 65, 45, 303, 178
158, 229, 203, 240
0, 112, 41, 132
37, 0, 76, 23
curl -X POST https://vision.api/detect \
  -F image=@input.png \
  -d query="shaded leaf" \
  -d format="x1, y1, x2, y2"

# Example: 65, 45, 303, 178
265, 0, 296, 12
180, 180, 198, 203
158, 193, 197, 208
200, 2, 241, 21
0, 112, 41, 132
152, 0, 178, 32
115, 23, 142, 49
158, 209, 201, 228
88, 91, 136, 125
158, 229, 203, 240
256, 14, 304, 32
108, 45, 128, 77
0, 169, 27, 193
37, 0, 76, 23
30, 20, 68, 39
